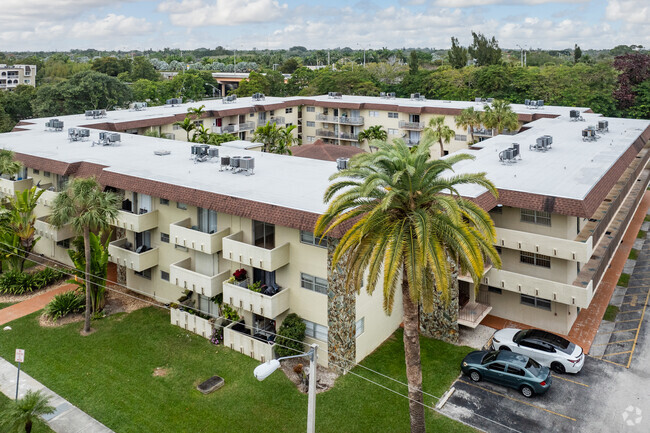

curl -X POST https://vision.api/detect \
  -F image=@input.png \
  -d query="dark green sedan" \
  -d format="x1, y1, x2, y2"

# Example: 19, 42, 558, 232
461, 350, 552, 398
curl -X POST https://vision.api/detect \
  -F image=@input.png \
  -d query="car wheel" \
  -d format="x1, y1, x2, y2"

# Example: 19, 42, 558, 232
520, 385, 534, 398
469, 371, 481, 382
551, 362, 566, 374
499, 346, 511, 351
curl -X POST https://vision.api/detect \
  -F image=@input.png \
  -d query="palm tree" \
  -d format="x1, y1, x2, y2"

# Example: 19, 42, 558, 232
271, 125, 301, 155
482, 100, 519, 135
358, 125, 387, 150
0, 390, 54, 433
253, 121, 281, 153
455, 107, 483, 144
0, 149, 23, 180
10, 187, 45, 271
314, 139, 500, 433
192, 124, 211, 144
50, 177, 120, 334
423, 116, 455, 158
187, 104, 205, 120
173, 117, 196, 142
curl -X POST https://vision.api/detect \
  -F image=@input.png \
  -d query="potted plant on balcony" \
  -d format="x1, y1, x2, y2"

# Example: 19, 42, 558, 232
233, 268, 248, 287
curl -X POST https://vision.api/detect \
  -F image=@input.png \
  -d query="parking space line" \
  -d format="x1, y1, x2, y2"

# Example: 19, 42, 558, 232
626, 286, 650, 368
602, 350, 633, 357
550, 375, 589, 387
612, 318, 642, 323
458, 379, 577, 422
616, 309, 644, 314
591, 338, 635, 346
604, 327, 640, 334
594, 357, 627, 367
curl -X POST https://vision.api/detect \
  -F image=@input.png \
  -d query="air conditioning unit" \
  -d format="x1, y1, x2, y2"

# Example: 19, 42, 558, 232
336, 157, 349, 171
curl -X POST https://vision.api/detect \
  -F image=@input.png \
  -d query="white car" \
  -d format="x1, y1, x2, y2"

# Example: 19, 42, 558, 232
491, 328, 585, 374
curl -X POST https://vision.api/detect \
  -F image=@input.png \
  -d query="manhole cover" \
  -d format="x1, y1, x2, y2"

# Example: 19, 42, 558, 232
197, 376, 225, 394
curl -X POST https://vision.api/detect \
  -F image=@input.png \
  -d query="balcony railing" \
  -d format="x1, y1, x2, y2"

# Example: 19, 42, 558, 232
339, 132, 359, 141
169, 218, 230, 254
269, 116, 285, 125
316, 114, 338, 123
222, 231, 290, 272
114, 209, 159, 232
339, 116, 364, 125
495, 227, 593, 263
239, 121, 256, 131
170, 308, 213, 338
223, 281, 290, 318
34, 216, 75, 242
224, 321, 275, 363
108, 238, 159, 272
36, 184, 58, 207
472, 127, 494, 137
170, 257, 230, 298
398, 120, 425, 130
0, 177, 32, 197
315, 129, 337, 138
458, 290, 492, 328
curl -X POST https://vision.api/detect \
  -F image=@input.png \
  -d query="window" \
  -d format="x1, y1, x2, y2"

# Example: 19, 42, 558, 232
520, 209, 551, 226
300, 230, 328, 248
306, 106, 315, 112
490, 206, 502, 214
507, 366, 525, 376
253, 220, 274, 249
56, 239, 70, 249
520, 251, 551, 268
356, 318, 365, 337
285, 108, 293, 114
388, 112, 398, 119
198, 295, 219, 317
306, 121, 316, 127
32, 169, 40, 175
521, 294, 552, 311
250, 113, 255, 117
488, 362, 507, 372
454, 134, 467, 141
286, 122, 293, 127
160, 198, 169, 205
135, 269, 151, 279
177, 202, 187, 210
388, 128, 398, 135
197, 208, 218, 233
304, 319, 328, 342
307, 136, 315, 143
173, 124, 180, 130
161, 270, 170, 281
488, 286, 502, 294
160, 233, 170, 243
301, 273, 328, 294
368, 111, 379, 117
44, 171, 50, 177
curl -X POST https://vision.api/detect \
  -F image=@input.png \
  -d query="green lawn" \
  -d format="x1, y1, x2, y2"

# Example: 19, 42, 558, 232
637, 230, 646, 239
618, 273, 630, 287
603, 305, 620, 322
0, 302, 17, 310
0, 392, 55, 433
0, 308, 474, 433
629, 249, 639, 260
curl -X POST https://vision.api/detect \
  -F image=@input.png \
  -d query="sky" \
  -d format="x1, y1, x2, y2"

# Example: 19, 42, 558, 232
0, 0, 648, 52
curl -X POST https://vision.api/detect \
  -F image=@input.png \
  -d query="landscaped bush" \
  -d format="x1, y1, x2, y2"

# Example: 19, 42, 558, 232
44, 291, 85, 321
0, 267, 66, 295
274, 313, 306, 358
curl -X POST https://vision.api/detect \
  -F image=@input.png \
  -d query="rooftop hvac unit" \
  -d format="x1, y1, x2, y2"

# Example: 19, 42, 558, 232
387, 92, 395, 98
252, 93, 265, 101
230, 156, 241, 168
131, 102, 147, 111
582, 128, 597, 142
46, 119, 63, 131
220, 156, 231, 171
411, 93, 424, 100
208, 147, 219, 158
85, 109, 106, 118
537, 100, 544, 107
475, 97, 483, 103
328, 92, 342, 99
597, 120, 609, 132
240, 156, 255, 175
525, 99, 531, 106
191, 144, 201, 155
380, 92, 386, 98
223, 95, 237, 104
79, 128, 90, 137
486, 98, 494, 103
107, 133, 120, 143
499, 144, 521, 164
166, 98, 182, 106
337, 157, 349, 171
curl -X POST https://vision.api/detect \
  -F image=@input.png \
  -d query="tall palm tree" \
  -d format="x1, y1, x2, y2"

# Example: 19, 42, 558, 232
187, 104, 206, 120
271, 125, 301, 155
253, 121, 281, 153
455, 107, 483, 144
482, 100, 519, 135
10, 187, 45, 271
192, 124, 211, 144
0, 149, 23, 179
50, 177, 120, 334
173, 117, 196, 142
0, 390, 54, 433
314, 139, 500, 433
358, 125, 387, 150
422, 116, 455, 158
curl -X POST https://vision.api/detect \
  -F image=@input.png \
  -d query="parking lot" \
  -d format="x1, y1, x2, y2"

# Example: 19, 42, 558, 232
439, 355, 624, 433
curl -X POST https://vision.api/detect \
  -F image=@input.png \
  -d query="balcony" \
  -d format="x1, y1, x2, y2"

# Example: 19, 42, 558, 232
223, 122, 255, 133
339, 132, 359, 141
458, 290, 492, 328
170, 308, 213, 338
223, 281, 290, 318
36, 184, 59, 207
482, 268, 594, 308
114, 209, 159, 232
316, 114, 338, 123
472, 127, 494, 137
0, 177, 32, 197
170, 258, 230, 298
338, 116, 364, 125
222, 231, 290, 272
224, 321, 275, 363
269, 116, 285, 125
108, 238, 159, 272
34, 216, 75, 242
316, 129, 337, 138
495, 227, 592, 263
405, 139, 420, 147
169, 218, 230, 254
239, 121, 256, 131
399, 120, 425, 130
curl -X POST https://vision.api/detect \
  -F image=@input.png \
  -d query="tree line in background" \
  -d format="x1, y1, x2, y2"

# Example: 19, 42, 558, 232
1, 37, 650, 134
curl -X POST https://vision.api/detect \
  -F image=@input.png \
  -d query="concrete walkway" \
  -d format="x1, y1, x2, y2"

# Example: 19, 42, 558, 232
0, 284, 76, 326
0, 357, 114, 433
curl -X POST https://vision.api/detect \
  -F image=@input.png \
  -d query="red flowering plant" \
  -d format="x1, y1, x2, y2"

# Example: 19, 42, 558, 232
233, 268, 247, 282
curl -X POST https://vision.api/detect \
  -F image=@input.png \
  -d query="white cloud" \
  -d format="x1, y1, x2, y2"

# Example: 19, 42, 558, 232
70, 14, 153, 38
606, 0, 649, 24
432, 0, 589, 5
157, 0, 288, 27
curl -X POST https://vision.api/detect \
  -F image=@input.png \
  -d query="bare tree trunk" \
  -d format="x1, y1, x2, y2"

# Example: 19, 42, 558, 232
402, 264, 426, 433
83, 226, 92, 333
438, 139, 444, 158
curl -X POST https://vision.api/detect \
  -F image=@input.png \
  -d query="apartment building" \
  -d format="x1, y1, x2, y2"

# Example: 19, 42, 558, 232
0, 64, 36, 90
2, 95, 648, 365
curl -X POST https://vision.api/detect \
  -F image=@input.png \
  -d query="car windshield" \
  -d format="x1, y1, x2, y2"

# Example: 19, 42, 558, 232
481, 351, 499, 365
525, 357, 542, 376
513, 329, 532, 343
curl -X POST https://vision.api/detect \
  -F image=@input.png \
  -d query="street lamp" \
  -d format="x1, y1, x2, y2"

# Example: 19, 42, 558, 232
516, 44, 527, 67
357, 43, 369, 67
254, 344, 318, 433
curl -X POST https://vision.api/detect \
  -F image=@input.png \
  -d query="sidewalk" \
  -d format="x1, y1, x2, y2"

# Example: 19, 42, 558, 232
0, 284, 76, 327
0, 357, 114, 433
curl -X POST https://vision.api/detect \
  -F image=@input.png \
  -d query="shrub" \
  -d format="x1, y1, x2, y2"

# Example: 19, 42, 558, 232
0, 267, 66, 295
44, 291, 85, 322
274, 313, 306, 358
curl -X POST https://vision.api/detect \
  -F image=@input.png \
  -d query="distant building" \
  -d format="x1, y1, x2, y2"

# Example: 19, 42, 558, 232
0, 64, 36, 90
